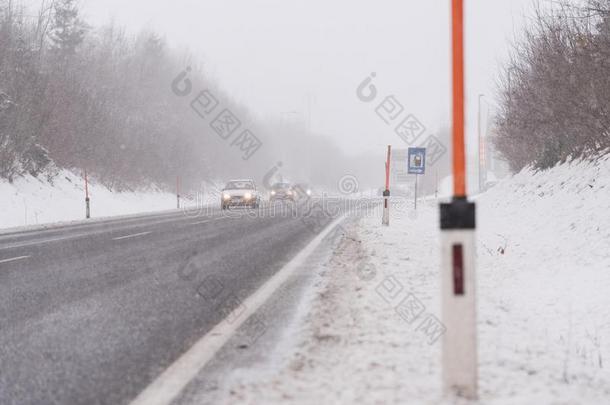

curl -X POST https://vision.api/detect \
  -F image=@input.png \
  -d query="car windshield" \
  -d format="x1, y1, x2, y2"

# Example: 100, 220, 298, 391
225, 181, 253, 190
272, 183, 292, 190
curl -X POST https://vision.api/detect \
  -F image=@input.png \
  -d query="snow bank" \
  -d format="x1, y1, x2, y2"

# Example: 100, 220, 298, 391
0, 171, 180, 229
216, 154, 610, 404
475, 154, 610, 403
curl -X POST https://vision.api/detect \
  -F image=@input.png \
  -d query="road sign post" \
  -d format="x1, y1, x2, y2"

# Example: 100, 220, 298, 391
441, 0, 478, 399
408, 147, 426, 211
414, 174, 418, 210
382, 145, 391, 226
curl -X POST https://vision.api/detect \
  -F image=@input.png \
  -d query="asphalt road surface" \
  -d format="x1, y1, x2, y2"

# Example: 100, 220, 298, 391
0, 204, 336, 405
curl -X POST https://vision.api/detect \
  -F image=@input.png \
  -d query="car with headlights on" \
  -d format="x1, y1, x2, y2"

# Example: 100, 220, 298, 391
269, 182, 295, 202
221, 179, 260, 209
293, 183, 313, 200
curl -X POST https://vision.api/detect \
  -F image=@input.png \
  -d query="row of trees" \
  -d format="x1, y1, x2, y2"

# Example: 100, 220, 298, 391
2, 0, 446, 193
495, 0, 610, 171
0, 0, 278, 190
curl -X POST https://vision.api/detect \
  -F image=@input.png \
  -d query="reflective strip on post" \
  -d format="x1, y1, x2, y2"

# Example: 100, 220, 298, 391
452, 244, 464, 295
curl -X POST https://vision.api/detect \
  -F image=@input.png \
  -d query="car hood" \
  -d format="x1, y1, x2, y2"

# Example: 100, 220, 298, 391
223, 189, 255, 197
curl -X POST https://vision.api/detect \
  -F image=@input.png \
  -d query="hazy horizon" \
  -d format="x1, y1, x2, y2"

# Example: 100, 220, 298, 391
71, 0, 534, 158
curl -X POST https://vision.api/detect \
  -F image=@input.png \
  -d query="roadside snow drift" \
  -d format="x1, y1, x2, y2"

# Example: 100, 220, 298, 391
213, 155, 610, 404
0, 171, 178, 229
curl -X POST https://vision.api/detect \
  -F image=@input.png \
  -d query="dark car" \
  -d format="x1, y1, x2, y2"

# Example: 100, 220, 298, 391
293, 183, 313, 201
269, 182, 295, 202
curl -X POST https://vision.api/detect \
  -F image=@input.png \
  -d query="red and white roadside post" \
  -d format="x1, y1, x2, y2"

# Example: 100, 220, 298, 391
441, 0, 478, 399
84, 169, 91, 219
382, 145, 391, 226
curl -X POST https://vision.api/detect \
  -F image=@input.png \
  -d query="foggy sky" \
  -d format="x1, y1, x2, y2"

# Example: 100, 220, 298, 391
77, 0, 533, 158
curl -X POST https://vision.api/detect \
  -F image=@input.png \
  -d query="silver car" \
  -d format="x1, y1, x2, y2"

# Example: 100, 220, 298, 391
221, 179, 260, 209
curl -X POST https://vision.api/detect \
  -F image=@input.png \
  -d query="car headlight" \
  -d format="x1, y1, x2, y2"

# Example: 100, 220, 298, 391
244, 192, 252, 200
223, 193, 231, 200
306, 189, 312, 196
287, 190, 293, 196
271, 190, 276, 196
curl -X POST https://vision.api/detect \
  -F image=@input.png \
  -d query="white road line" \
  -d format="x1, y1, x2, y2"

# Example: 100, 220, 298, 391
0, 236, 75, 250
0, 212, 204, 250
0, 255, 30, 264
112, 232, 152, 241
129, 215, 346, 405
190, 220, 213, 225
190, 216, 227, 225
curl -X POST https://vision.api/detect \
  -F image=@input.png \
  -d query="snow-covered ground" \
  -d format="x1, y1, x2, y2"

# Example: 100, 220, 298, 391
214, 154, 610, 404
0, 170, 215, 230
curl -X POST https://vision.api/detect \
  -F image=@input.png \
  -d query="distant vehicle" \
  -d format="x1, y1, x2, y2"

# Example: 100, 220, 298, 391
293, 183, 313, 200
270, 182, 295, 202
221, 179, 260, 209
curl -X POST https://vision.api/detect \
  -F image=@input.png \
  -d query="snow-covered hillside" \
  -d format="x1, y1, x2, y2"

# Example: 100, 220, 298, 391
215, 154, 610, 404
0, 171, 183, 229
474, 154, 610, 403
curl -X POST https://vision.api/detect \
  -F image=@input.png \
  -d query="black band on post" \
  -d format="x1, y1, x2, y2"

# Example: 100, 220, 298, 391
440, 197, 475, 229
383, 190, 390, 197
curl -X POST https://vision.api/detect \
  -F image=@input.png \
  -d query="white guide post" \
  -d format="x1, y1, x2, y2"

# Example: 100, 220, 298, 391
440, 199, 478, 399
382, 145, 391, 226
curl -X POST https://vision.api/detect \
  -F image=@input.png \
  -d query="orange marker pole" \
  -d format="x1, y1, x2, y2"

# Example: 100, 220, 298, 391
177, 176, 181, 209
84, 169, 90, 219
452, 0, 466, 198
385, 145, 391, 191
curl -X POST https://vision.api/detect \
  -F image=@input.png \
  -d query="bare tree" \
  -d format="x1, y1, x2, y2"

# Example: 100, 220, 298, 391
495, 0, 610, 171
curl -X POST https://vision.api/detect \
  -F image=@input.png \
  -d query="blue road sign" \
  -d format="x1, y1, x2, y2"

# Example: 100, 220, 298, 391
408, 147, 426, 175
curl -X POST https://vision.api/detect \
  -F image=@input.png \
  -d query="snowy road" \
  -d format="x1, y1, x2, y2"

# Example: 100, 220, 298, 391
0, 204, 338, 405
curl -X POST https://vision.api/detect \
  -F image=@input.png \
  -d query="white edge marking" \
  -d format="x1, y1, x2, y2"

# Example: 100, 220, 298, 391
112, 231, 152, 241
129, 215, 346, 405
190, 220, 211, 225
212, 216, 229, 221
0, 255, 30, 264
0, 236, 72, 251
